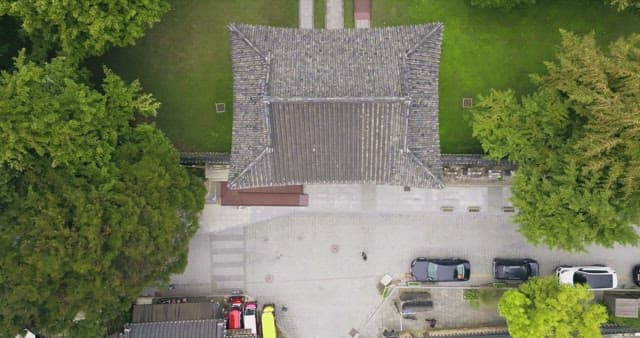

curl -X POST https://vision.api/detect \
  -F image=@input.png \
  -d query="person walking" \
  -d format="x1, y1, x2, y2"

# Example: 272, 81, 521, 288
361, 251, 368, 261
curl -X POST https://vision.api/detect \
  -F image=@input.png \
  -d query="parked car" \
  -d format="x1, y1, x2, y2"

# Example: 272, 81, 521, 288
410, 258, 470, 282
633, 264, 640, 287
555, 265, 618, 290
243, 301, 257, 335
493, 258, 539, 281
227, 307, 242, 329
261, 304, 277, 338
227, 296, 244, 329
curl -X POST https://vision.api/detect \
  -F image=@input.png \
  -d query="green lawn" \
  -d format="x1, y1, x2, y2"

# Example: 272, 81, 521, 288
315, 0, 325, 28
374, 0, 640, 153
97, 0, 640, 153
97, 0, 297, 152
344, 0, 355, 28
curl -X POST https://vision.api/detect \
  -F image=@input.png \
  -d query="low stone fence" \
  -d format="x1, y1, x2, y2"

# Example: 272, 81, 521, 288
441, 154, 516, 186
179, 152, 230, 166
179, 152, 518, 185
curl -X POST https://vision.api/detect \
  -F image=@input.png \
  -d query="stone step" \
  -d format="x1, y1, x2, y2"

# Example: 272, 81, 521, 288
212, 265, 244, 276
211, 253, 245, 264
214, 280, 246, 290
210, 227, 245, 292
212, 274, 245, 282
210, 247, 244, 255
211, 234, 245, 242
211, 261, 244, 268
210, 239, 244, 249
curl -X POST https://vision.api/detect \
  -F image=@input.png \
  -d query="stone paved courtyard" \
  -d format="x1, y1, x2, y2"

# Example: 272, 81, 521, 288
170, 185, 640, 338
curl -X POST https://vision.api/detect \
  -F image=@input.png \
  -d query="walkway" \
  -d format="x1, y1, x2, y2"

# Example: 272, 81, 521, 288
167, 227, 247, 296
197, 184, 514, 234
300, 0, 344, 30
326, 0, 344, 29
299, 0, 313, 29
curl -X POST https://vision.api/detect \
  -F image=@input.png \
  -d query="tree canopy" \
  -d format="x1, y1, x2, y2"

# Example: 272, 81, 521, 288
499, 276, 608, 338
469, 30, 640, 251
0, 0, 169, 62
0, 53, 205, 336
0, 16, 23, 70
608, 0, 640, 10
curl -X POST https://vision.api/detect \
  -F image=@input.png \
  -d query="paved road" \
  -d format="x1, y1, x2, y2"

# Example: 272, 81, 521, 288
171, 184, 640, 338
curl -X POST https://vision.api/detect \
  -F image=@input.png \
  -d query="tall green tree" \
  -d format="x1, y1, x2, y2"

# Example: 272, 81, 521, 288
0, 0, 169, 62
608, 0, 640, 10
499, 276, 608, 338
0, 53, 205, 336
0, 15, 23, 70
470, 31, 640, 251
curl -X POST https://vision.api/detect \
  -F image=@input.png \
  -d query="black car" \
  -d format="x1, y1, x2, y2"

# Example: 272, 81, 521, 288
410, 258, 470, 282
633, 264, 640, 287
493, 258, 539, 281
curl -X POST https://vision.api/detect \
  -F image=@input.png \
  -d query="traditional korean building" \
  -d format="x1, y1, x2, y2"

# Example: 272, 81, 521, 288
227, 24, 444, 190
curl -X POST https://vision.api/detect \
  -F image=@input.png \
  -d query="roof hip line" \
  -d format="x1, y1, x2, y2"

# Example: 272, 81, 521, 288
227, 147, 271, 188
227, 23, 269, 62
405, 22, 444, 56
406, 150, 444, 188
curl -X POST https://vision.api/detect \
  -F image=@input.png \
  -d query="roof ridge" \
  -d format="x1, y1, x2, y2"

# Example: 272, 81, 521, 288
264, 96, 410, 103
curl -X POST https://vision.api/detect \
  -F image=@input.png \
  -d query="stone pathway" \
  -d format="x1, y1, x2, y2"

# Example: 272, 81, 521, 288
326, 0, 344, 29
198, 184, 514, 234
168, 227, 247, 296
354, 0, 371, 28
209, 227, 246, 292
299, 0, 313, 28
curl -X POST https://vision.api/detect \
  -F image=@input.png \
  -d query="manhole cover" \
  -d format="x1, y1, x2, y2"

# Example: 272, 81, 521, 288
265, 274, 274, 283
462, 97, 473, 108
330, 244, 339, 253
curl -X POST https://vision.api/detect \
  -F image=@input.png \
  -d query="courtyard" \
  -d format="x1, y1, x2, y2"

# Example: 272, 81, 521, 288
170, 184, 640, 337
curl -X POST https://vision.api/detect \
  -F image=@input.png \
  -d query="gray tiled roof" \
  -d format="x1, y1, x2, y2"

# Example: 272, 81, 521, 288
228, 24, 444, 189
121, 319, 224, 338
132, 303, 217, 323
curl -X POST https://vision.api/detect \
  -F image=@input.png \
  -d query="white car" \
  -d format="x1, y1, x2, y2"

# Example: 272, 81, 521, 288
243, 301, 257, 335
555, 265, 618, 290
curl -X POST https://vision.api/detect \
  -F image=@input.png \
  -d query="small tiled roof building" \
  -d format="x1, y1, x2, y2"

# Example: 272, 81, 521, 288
227, 23, 444, 189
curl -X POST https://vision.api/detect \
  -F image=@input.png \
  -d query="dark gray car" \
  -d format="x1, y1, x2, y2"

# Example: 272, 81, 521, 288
493, 258, 539, 281
410, 258, 470, 282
